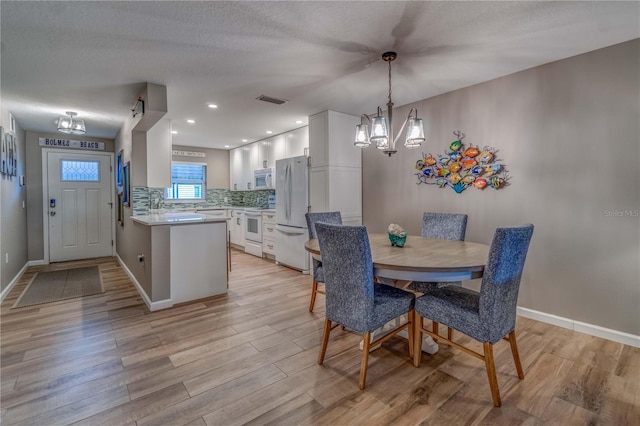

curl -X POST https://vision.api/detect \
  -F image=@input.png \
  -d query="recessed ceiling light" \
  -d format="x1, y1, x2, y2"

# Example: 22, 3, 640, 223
242, 139, 248, 142
187, 119, 195, 124
224, 145, 230, 148
171, 130, 178, 134
266, 130, 273, 134
207, 104, 218, 109
295, 120, 303, 124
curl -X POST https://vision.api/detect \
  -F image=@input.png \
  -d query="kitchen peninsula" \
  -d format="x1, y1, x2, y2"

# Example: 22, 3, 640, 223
129, 212, 229, 309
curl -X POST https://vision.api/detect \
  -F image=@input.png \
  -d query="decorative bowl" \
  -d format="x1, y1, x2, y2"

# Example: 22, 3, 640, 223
388, 231, 407, 247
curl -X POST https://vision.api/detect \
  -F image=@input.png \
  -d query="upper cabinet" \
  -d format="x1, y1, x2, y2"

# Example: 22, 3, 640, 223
230, 126, 308, 191
285, 127, 308, 158
230, 147, 252, 191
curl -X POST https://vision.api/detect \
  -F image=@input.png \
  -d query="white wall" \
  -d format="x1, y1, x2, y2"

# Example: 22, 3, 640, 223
362, 40, 640, 336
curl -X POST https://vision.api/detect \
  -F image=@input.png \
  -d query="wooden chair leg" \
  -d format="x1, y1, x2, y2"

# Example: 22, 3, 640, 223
407, 310, 414, 358
483, 342, 501, 407
508, 330, 525, 379
432, 321, 439, 336
318, 318, 332, 365
309, 280, 319, 312
447, 327, 453, 341
359, 331, 371, 390
413, 315, 423, 367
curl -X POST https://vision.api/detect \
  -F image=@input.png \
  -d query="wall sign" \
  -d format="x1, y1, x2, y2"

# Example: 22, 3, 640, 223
39, 137, 105, 151
172, 150, 206, 158
414, 131, 509, 193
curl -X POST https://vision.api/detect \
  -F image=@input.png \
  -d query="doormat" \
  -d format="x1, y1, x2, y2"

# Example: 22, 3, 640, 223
13, 266, 104, 308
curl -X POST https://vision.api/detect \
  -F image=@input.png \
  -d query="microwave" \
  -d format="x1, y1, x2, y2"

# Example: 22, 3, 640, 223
254, 168, 274, 189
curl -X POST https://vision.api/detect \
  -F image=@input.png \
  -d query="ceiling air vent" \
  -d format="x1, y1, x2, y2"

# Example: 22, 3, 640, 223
256, 95, 287, 105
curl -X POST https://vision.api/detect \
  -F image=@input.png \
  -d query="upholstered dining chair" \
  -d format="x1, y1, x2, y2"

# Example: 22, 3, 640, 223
315, 223, 416, 390
305, 211, 342, 312
409, 212, 468, 340
413, 224, 534, 407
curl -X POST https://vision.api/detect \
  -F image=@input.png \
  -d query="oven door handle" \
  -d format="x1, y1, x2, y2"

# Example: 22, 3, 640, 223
244, 211, 263, 217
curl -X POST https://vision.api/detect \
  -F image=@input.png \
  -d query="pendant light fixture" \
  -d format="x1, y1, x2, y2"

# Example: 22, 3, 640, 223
354, 51, 425, 156
57, 111, 86, 135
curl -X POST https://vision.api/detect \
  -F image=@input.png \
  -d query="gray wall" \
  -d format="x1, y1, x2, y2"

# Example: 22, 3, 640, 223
0, 108, 28, 291
115, 114, 169, 302
362, 39, 640, 335
172, 145, 230, 189
24, 131, 114, 261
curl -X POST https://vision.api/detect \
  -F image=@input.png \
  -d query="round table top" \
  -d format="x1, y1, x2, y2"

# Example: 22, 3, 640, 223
304, 233, 490, 274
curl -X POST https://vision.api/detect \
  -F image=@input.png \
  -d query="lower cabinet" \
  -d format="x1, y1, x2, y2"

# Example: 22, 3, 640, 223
229, 210, 245, 247
262, 211, 276, 256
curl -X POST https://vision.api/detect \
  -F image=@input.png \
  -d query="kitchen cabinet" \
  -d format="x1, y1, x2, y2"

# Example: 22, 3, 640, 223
229, 126, 309, 190
130, 213, 228, 309
250, 142, 261, 172
271, 134, 287, 167
230, 148, 243, 191
309, 110, 362, 225
285, 127, 309, 158
229, 209, 245, 247
230, 147, 252, 191
262, 211, 276, 257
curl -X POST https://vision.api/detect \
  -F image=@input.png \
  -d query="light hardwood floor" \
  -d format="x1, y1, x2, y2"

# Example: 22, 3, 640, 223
1, 252, 638, 425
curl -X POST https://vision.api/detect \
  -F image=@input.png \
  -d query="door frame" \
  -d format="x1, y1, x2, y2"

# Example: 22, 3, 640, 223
41, 148, 116, 264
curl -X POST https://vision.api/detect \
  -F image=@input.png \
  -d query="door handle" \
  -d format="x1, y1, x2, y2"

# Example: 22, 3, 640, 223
50, 211, 56, 216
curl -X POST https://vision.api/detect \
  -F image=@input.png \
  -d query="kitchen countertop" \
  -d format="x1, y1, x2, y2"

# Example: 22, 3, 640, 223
131, 212, 231, 226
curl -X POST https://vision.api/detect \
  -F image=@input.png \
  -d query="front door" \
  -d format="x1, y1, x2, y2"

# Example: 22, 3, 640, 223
46, 151, 113, 262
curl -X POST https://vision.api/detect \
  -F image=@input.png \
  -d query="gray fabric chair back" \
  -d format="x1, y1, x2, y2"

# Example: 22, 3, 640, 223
421, 212, 468, 241
479, 224, 534, 342
305, 212, 342, 280
315, 223, 373, 332
306, 211, 342, 239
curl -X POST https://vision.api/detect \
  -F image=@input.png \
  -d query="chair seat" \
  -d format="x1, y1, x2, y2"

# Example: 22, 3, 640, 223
414, 286, 491, 342
408, 280, 462, 294
368, 284, 415, 331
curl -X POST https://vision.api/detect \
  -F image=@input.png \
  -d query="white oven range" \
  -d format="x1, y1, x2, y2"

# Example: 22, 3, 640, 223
244, 210, 263, 257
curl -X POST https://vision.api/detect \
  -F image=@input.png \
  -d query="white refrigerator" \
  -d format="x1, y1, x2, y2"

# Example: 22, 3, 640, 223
275, 156, 309, 273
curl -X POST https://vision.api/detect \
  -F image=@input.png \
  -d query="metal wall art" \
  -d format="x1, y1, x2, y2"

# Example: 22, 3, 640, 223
122, 161, 130, 207
1, 127, 18, 177
414, 131, 509, 193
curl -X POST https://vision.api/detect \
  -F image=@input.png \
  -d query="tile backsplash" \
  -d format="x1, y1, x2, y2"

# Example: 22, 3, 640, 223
132, 187, 275, 215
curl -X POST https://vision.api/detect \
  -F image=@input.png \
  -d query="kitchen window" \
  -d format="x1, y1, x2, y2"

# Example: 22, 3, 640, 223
166, 162, 206, 201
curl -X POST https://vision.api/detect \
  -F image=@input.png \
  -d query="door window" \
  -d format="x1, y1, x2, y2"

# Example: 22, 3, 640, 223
60, 160, 100, 181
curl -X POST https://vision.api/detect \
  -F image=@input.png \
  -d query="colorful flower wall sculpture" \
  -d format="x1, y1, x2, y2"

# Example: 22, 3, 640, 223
414, 131, 509, 193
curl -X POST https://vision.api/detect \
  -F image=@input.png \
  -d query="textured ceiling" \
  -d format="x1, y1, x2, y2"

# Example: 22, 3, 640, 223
2, 1, 638, 149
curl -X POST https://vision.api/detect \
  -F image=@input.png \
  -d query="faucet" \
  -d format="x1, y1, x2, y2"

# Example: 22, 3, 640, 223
150, 193, 161, 211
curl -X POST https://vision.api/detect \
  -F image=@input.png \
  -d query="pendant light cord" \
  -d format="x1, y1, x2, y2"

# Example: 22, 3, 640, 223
388, 59, 393, 105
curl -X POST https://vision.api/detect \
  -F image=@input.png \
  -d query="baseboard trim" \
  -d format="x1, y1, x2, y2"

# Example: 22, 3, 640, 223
0, 262, 30, 303
116, 253, 173, 312
517, 306, 640, 348
27, 259, 48, 266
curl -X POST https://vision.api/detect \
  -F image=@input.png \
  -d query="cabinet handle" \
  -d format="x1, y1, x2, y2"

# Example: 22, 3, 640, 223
267, 227, 273, 232
247, 182, 252, 190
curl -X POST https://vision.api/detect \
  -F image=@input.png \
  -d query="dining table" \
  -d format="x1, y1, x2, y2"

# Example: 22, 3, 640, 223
304, 233, 490, 282
304, 232, 491, 353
